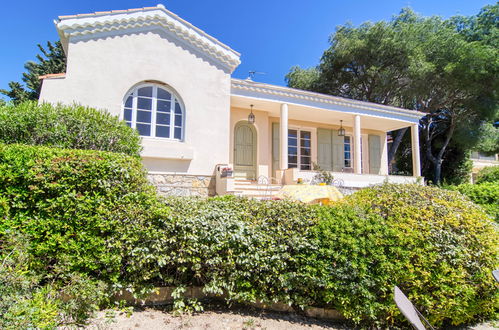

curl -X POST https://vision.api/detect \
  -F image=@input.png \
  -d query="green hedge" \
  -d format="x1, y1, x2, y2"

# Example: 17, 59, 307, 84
0, 101, 141, 156
450, 182, 499, 222
312, 184, 498, 326
0, 144, 497, 328
0, 144, 166, 284
475, 166, 499, 184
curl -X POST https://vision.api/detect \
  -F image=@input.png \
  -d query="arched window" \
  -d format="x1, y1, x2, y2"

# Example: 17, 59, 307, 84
123, 84, 184, 140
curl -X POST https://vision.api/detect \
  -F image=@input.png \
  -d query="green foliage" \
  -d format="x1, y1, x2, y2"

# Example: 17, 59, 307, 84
0, 235, 108, 328
286, 6, 498, 185
476, 165, 499, 184
0, 101, 142, 156
475, 121, 499, 155
1, 41, 66, 104
312, 162, 335, 184
449, 182, 499, 222
310, 184, 498, 327
451, 4, 499, 48
1, 145, 497, 327
0, 144, 164, 283
146, 196, 318, 306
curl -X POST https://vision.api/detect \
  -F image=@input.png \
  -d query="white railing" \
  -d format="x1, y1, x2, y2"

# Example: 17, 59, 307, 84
283, 168, 422, 188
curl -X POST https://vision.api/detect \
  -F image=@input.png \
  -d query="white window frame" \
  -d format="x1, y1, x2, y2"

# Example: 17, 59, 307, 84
344, 135, 353, 168
122, 83, 185, 141
288, 128, 312, 171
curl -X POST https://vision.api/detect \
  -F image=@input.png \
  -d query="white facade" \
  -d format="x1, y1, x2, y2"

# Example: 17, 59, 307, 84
39, 5, 425, 195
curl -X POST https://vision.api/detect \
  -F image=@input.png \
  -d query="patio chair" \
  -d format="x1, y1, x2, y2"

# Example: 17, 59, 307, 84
394, 286, 435, 330
493, 270, 499, 283
256, 175, 278, 200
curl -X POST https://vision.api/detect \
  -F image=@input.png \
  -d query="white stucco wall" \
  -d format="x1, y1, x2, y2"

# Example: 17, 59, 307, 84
39, 28, 232, 176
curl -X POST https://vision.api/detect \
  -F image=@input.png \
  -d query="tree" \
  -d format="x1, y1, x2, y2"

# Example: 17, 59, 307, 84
286, 7, 498, 184
286, 10, 419, 171
1, 41, 66, 104
476, 121, 499, 155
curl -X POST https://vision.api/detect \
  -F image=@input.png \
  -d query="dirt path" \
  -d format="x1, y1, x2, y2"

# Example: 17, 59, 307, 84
85, 306, 348, 330
84, 307, 497, 330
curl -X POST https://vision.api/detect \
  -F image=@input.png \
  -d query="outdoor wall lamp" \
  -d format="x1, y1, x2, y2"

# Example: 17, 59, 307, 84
338, 120, 346, 136
248, 104, 255, 124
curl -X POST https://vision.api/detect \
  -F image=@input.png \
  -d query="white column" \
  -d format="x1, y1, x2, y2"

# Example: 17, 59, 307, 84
279, 103, 288, 170
353, 115, 362, 174
380, 132, 389, 175
411, 124, 421, 177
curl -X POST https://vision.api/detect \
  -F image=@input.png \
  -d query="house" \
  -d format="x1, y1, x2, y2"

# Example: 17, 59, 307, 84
39, 4, 425, 197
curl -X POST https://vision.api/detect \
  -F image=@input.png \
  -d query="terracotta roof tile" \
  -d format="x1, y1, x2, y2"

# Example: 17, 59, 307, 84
58, 6, 161, 20
39, 73, 66, 80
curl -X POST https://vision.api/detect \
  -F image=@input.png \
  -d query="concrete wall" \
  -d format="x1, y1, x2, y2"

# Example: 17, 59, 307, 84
40, 28, 232, 176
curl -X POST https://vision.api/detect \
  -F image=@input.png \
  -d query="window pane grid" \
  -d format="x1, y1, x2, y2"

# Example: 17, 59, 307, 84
344, 136, 352, 168
289, 129, 311, 171
123, 85, 183, 140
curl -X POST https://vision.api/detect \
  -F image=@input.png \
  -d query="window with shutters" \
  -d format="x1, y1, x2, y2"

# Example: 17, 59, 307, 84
122, 84, 184, 140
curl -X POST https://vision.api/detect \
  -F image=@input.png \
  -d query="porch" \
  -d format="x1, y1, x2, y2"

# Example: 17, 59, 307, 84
217, 78, 425, 196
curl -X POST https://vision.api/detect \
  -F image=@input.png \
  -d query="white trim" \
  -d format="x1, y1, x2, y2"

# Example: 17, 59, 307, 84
231, 78, 424, 123
344, 135, 353, 169
56, 5, 241, 72
288, 128, 312, 171
122, 83, 184, 141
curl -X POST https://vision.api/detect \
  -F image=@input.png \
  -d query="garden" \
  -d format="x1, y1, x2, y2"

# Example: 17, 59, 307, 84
0, 102, 498, 329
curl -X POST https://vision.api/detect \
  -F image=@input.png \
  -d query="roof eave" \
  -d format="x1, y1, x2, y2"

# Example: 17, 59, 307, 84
231, 78, 425, 123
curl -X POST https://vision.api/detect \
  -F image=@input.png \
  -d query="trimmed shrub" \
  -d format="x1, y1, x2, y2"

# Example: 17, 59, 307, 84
308, 184, 498, 327
147, 196, 318, 306
0, 235, 108, 328
0, 145, 497, 328
0, 101, 141, 156
0, 144, 166, 284
450, 182, 499, 222
475, 166, 499, 184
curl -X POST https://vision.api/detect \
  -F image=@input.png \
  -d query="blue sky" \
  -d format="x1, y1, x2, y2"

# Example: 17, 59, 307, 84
0, 0, 494, 100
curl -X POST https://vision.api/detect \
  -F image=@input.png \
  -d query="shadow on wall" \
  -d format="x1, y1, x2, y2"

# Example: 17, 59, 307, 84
71, 27, 233, 74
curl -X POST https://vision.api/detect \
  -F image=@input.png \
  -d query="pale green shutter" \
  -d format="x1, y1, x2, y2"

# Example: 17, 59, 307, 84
332, 130, 345, 172
368, 134, 381, 174
317, 128, 332, 171
272, 123, 280, 176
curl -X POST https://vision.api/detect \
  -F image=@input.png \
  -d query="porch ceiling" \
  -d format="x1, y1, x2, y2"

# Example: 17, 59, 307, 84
231, 78, 424, 132
231, 95, 416, 132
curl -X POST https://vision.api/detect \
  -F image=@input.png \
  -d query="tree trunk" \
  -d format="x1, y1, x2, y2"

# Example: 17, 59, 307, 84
425, 118, 455, 186
433, 158, 443, 185
387, 127, 408, 172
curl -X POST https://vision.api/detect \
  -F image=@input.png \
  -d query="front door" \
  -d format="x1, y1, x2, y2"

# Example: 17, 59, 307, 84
234, 122, 257, 180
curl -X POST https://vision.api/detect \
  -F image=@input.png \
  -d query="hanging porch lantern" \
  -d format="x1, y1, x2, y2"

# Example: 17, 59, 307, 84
338, 120, 346, 136
248, 104, 255, 124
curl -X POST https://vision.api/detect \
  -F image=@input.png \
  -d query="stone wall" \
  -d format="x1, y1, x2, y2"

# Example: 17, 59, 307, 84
148, 173, 216, 197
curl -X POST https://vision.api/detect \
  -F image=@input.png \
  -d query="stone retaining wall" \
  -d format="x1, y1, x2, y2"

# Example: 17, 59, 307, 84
148, 174, 216, 197
114, 286, 344, 321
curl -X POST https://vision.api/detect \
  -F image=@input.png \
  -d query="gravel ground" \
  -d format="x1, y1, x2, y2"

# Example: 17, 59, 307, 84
84, 306, 349, 330
82, 306, 498, 330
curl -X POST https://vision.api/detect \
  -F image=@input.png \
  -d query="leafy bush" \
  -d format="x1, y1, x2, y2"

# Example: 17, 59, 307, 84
147, 196, 318, 306
309, 184, 498, 327
450, 182, 499, 222
0, 101, 141, 156
475, 166, 499, 184
0, 144, 164, 281
0, 145, 497, 328
0, 235, 108, 328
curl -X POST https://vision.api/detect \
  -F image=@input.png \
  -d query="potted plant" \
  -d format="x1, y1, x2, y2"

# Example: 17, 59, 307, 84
312, 163, 334, 185
220, 167, 233, 178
